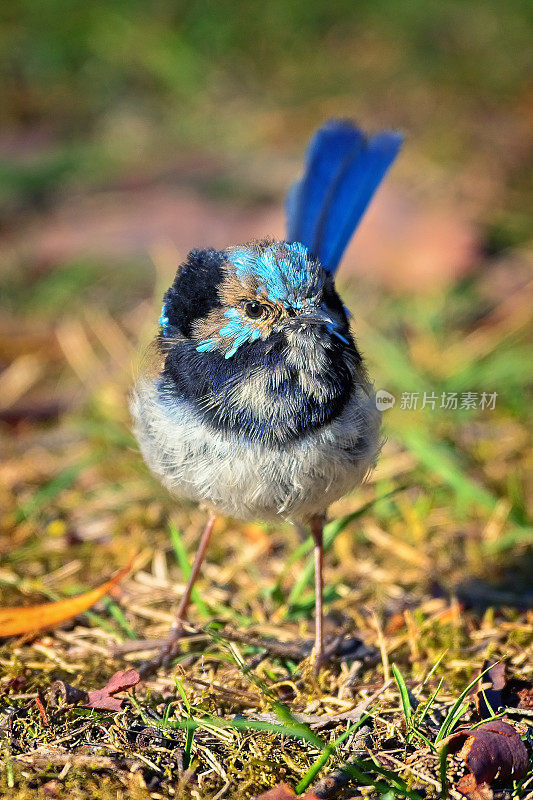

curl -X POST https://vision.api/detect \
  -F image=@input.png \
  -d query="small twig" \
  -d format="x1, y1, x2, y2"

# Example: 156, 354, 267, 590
216, 628, 313, 660
503, 706, 533, 718
47, 680, 90, 706
116, 624, 375, 678
44, 723, 94, 747
34, 694, 50, 727
216, 627, 375, 664
119, 626, 310, 661
14, 748, 141, 772
184, 676, 260, 703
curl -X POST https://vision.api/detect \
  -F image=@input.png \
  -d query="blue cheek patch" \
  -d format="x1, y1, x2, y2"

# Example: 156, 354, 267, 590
159, 303, 170, 335
219, 320, 242, 337
196, 339, 217, 352
217, 307, 246, 344
196, 307, 261, 357
225, 324, 253, 359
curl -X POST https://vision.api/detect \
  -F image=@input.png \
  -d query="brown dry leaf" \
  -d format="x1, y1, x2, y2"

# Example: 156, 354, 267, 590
47, 669, 140, 712
254, 784, 319, 800
474, 661, 507, 717
0, 560, 133, 636
475, 661, 533, 717
84, 668, 140, 711
441, 720, 528, 800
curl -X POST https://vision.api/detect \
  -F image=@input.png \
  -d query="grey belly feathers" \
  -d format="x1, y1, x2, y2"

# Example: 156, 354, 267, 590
131, 376, 381, 522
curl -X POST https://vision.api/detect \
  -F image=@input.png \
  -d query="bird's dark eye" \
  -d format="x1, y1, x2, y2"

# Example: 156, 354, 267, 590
244, 301, 264, 319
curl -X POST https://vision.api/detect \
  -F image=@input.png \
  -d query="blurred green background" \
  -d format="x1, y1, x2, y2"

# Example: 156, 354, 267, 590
1, 0, 532, 236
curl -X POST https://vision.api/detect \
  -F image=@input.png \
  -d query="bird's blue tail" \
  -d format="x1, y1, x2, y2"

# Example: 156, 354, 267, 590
286, 119, 402, 274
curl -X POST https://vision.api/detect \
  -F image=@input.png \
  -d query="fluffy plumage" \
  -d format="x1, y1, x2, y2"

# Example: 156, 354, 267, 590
132, 372, 379, 521
132, 120, 401, 522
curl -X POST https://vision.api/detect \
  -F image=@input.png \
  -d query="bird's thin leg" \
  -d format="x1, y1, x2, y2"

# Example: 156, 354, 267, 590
310, 514, 325, 673
172, 512, 217, 630
137, 512, 217, 677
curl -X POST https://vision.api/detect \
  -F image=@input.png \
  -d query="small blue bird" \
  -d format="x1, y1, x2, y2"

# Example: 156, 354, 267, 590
132, 119, 402, 673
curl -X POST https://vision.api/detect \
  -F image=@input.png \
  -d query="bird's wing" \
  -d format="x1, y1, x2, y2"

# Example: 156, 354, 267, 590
286, 119, 402, 275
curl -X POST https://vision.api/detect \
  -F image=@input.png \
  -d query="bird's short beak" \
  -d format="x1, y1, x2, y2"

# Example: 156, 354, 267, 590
284, 308, 334, 330
282, 307, 350, 345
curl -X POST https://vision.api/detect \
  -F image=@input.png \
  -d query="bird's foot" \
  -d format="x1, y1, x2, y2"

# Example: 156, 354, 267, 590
242, 630, 376, 669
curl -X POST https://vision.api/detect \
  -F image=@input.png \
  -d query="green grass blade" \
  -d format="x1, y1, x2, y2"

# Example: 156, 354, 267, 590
295, 714, 370, 793
435, 663, 495, 743
158, 713, 324, 747
175, 678, 194, 768
174, 677, 191, 712
101, 598, 137, 639
343, 758, 425, 800
398, 428, 497, 511
419, 652, 447, 692
392, 664, 412, 732
16, 461, 89, 522
418, 677, 444, 728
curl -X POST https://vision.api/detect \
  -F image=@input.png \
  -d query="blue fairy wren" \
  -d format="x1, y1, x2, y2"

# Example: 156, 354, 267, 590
131, 119, 402, 673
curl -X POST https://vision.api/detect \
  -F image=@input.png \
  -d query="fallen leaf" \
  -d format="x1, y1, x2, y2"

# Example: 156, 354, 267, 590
441, 720, 528, 800
254, 784, 319, 800
47, 669, 140, 712
474, 661, 507, 717
0, 560, 133, 637
475, 661, 533, 717
85, 668, 140, 711
254, 787, 295, 800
